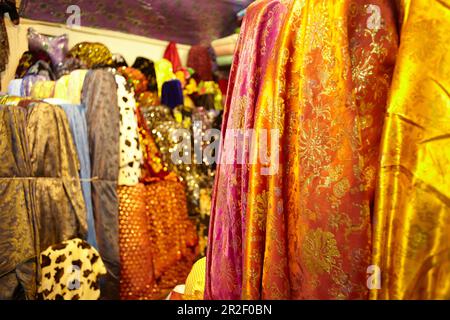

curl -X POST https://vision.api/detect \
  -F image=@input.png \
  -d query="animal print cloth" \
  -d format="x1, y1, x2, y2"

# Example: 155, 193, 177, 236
115, 75, 143, 186
37, 238, 106, 300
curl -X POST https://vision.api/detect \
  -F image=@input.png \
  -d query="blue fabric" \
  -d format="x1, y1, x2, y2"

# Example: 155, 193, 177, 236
59, 103, 98, 249
161, 79, 184, 109
7, 79, 23, 96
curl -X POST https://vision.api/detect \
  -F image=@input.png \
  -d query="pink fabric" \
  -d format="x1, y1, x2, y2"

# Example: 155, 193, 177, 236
205, 0, 288, 300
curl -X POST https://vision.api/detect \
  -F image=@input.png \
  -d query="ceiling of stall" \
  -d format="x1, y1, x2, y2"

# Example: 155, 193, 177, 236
19, 0, 252, 45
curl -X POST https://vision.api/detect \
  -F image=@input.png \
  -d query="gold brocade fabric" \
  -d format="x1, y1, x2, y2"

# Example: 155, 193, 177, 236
0, 95, 22, 106
242, 0, 397, 299
371, 0, 450, 300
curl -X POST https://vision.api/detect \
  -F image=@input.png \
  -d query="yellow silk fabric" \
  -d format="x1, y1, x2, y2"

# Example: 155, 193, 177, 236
372, 0, 450, 299
30, 80, 55, 99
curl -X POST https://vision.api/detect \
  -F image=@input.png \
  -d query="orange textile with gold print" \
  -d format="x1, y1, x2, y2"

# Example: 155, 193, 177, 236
241, 0, 397, 299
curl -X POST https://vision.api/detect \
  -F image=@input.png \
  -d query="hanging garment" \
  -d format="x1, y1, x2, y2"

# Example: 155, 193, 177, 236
161, 79, 184, 109
154, 59, 175, 97
118, 182, 199, 299
45, 98, 98, 249
82, 69, 121, 300
136, 105, 174, 183
163, 41, 183, 72
118, 183, 155, 300
0, 101, 88, 300
18, 101, 88, 251
208, 0, 398, 300
0, 17, 9, 80
0, 105, 37, 300
37, 238, 106, 300
145, 180, 198, 292
187, 45, 213, 81
132, 57, 158, 92
115, 74, 142, 186
117, 67, 149, 98
206, 0, 289, 300
371, 0, 450, 300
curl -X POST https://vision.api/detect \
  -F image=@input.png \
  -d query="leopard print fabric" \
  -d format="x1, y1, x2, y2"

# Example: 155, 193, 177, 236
37, 238, 106, 300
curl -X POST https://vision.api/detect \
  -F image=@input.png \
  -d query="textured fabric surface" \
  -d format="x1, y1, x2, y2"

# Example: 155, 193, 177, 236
207, 0, 398, 300
206, 0, 289, 300
0, 101, 88, 299
82, 69, 120, 299
116, 75, 142, 186
20, 0, 252, 45
37, 239, 106, 300
372, 0, 450, 300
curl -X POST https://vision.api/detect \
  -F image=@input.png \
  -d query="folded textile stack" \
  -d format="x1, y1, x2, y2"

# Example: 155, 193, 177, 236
211, 34, 238, 67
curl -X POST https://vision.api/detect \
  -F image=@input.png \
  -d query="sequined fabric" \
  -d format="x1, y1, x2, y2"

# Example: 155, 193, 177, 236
139, 104, 215, 255
119, 181, 199, 299
145, 180, 198, 292
67, 42, 113, 69
117, 67, 148, 97
371, 0, 450, 300
118, 184, 155, 300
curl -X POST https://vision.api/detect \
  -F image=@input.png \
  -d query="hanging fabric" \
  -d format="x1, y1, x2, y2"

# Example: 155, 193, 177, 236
163, 41, 183, 73
372, 0, 450, 300
82, 69, 121, 300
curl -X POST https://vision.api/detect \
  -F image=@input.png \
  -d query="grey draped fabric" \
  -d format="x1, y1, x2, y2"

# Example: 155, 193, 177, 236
82, 70, 120, 300
0, 102, 87, 299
